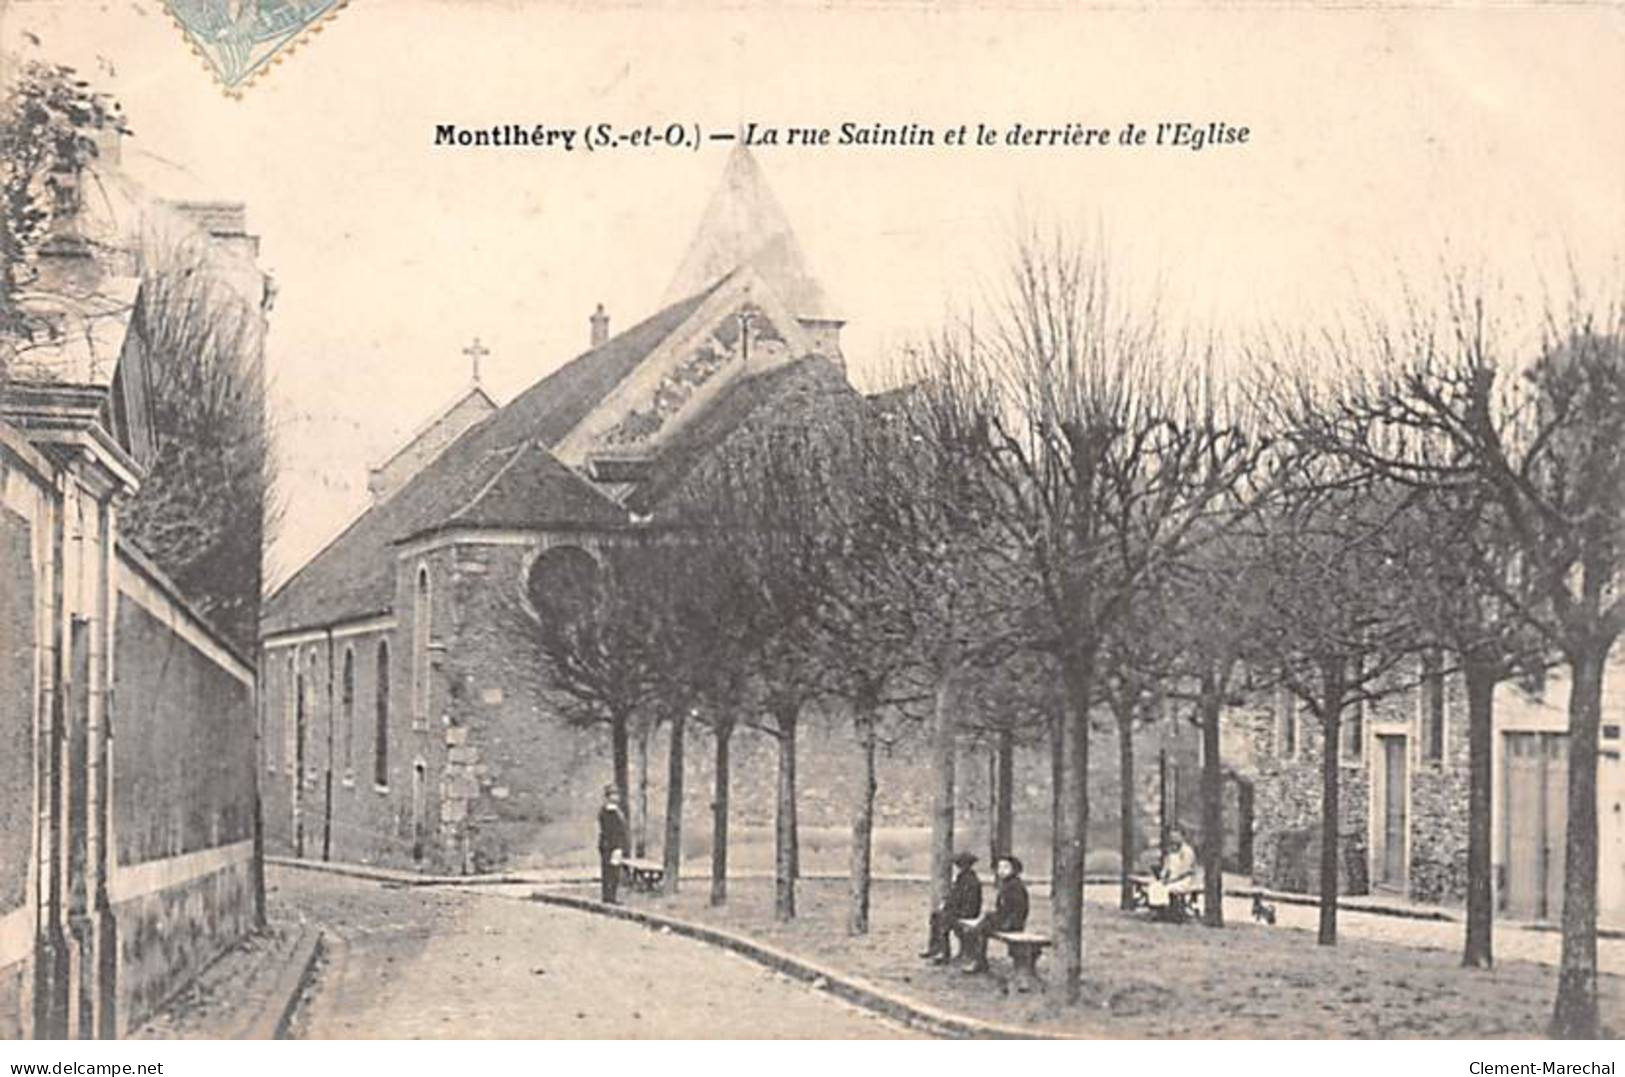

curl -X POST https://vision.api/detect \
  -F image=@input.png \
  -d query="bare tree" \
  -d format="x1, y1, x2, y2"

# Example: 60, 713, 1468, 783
524, 539, 658, 812
1296, 282, 1624, 1032
1251, 442, 1423, 945
919, 227, 1264, 1002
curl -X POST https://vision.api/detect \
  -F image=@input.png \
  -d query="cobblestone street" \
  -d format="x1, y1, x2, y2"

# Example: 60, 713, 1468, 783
271, 866, 918, 1039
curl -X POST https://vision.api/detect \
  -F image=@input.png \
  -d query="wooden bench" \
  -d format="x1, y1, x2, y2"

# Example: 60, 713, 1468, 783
990, 931, 1052, 993
618, 857, 665, 893
1128, 873, 1202, 921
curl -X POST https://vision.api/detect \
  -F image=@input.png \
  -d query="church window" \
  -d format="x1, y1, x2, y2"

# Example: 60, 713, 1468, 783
341, 646, 356, 778
282, 652, 296, 773
375, 640, 391, 789
412, 565, 431, 729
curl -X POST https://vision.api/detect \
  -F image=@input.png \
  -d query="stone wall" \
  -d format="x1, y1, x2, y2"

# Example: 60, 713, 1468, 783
113, 591, 256, 864
1246, 694, 1372, 896
0, 502, 37, 928
0, 415, 263, 1038
1401, 669, 1472, 903
110, 853, 254, 1036
110, 550, 259, 1035
440, 538, 609, 873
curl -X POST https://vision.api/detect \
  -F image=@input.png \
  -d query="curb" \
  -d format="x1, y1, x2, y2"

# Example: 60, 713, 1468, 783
266, 854, 585, 888
527, 890, 1071, 1040
272, 856, 1624, 938
1231, 886, 1456, 923
240, 923, 324, 1040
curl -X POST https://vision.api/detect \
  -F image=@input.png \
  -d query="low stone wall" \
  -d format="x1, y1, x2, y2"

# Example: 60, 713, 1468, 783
0, 955, 28, 1040
111, 848, 255, 1037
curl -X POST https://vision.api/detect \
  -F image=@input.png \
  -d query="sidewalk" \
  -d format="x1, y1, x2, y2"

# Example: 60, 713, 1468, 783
268, 853, 1621, 936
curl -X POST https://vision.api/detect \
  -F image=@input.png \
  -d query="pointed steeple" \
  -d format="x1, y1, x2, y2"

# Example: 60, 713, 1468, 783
662, 145, 832, 320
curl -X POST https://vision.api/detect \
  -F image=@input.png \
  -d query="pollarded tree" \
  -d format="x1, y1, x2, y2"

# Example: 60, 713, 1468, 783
1250, 445, 1424, 945
524, 539, 660, 813
879, 348, 1038, 933
1300, 283, 1624, 1032
925, 227, 1267, 1002
1294, 309, 1543, 968
786, 397, 934, 935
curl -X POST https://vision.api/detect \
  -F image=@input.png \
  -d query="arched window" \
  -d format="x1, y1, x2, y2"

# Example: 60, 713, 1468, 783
307, 650, 320, 778
374, 640, 391, 789
412, 565, 431, 728
341, 647, 356, 777
283, 652, 296, 772
294, 667, 307, 785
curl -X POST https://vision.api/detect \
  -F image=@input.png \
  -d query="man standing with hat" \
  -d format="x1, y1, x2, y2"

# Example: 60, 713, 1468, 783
597, 784, 628, 904
920, 851, 983, 963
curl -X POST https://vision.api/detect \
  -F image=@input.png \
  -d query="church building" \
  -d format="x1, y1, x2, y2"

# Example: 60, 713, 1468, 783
258, 148, 853, 872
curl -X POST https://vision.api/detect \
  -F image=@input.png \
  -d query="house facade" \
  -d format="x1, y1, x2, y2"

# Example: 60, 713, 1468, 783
1244, 656, 1625, 924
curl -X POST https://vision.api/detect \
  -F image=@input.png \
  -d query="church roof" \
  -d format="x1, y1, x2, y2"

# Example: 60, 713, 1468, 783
624, 355, 855, 518
263, 149, 846, 640
662, 146, 833, 321
262, 285, 718, 635
371, 381, 497, 475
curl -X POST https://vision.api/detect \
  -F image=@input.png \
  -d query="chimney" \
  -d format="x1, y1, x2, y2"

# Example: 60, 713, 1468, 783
91, 122, 122, 167
590, 303, 610, 349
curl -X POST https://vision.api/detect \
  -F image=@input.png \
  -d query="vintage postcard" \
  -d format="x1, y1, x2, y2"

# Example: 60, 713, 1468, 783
0, 0, 1621, 1053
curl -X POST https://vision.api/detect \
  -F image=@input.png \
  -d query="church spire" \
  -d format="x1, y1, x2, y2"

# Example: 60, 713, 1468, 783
662, 145, 832, 320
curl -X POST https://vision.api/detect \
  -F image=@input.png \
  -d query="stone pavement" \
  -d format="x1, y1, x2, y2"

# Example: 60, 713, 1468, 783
272, 865, 919, 1039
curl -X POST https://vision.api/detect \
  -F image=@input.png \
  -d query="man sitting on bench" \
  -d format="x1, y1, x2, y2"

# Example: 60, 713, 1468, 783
957, 854, 1029, 974
920, 851, 982, 964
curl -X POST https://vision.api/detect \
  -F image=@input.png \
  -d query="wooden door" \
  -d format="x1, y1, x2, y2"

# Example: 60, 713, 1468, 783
1504, 731, 1567, 920
1543, 734, 1568, 921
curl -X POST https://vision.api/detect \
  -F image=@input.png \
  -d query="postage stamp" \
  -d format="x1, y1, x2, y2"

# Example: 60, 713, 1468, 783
161, 0, 346, 91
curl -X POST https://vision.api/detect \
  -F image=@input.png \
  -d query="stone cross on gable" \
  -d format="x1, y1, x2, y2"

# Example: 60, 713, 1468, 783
463, 337, 489, 385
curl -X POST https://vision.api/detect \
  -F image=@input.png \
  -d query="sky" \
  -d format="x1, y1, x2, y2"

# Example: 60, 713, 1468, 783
3, 0, 1621, 585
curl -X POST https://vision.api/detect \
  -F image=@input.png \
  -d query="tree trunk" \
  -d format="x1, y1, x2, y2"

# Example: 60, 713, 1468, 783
611, 712, 631, 816
1462, 650, 1497, 969
1317, 658, 1345, 947
774, 703, 798, 921
1054, 655, 1093, 1005
1199, 677, 1225, 928
789, 737, 800, 882
1051, 705, 1065, 888
995, 726, 1015, 859
662, 709, 686, 894
633, 721, 652, 857
1118, 713, 1136, 910
988, 749, 999, 867
1550, 642, 1604, 1038
710, 719, 732, 907
928, 670, 957, 913
850, 709, 878, 935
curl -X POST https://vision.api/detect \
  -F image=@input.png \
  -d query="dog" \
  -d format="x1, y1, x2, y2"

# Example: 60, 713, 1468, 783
1251, 894, 1277, 925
